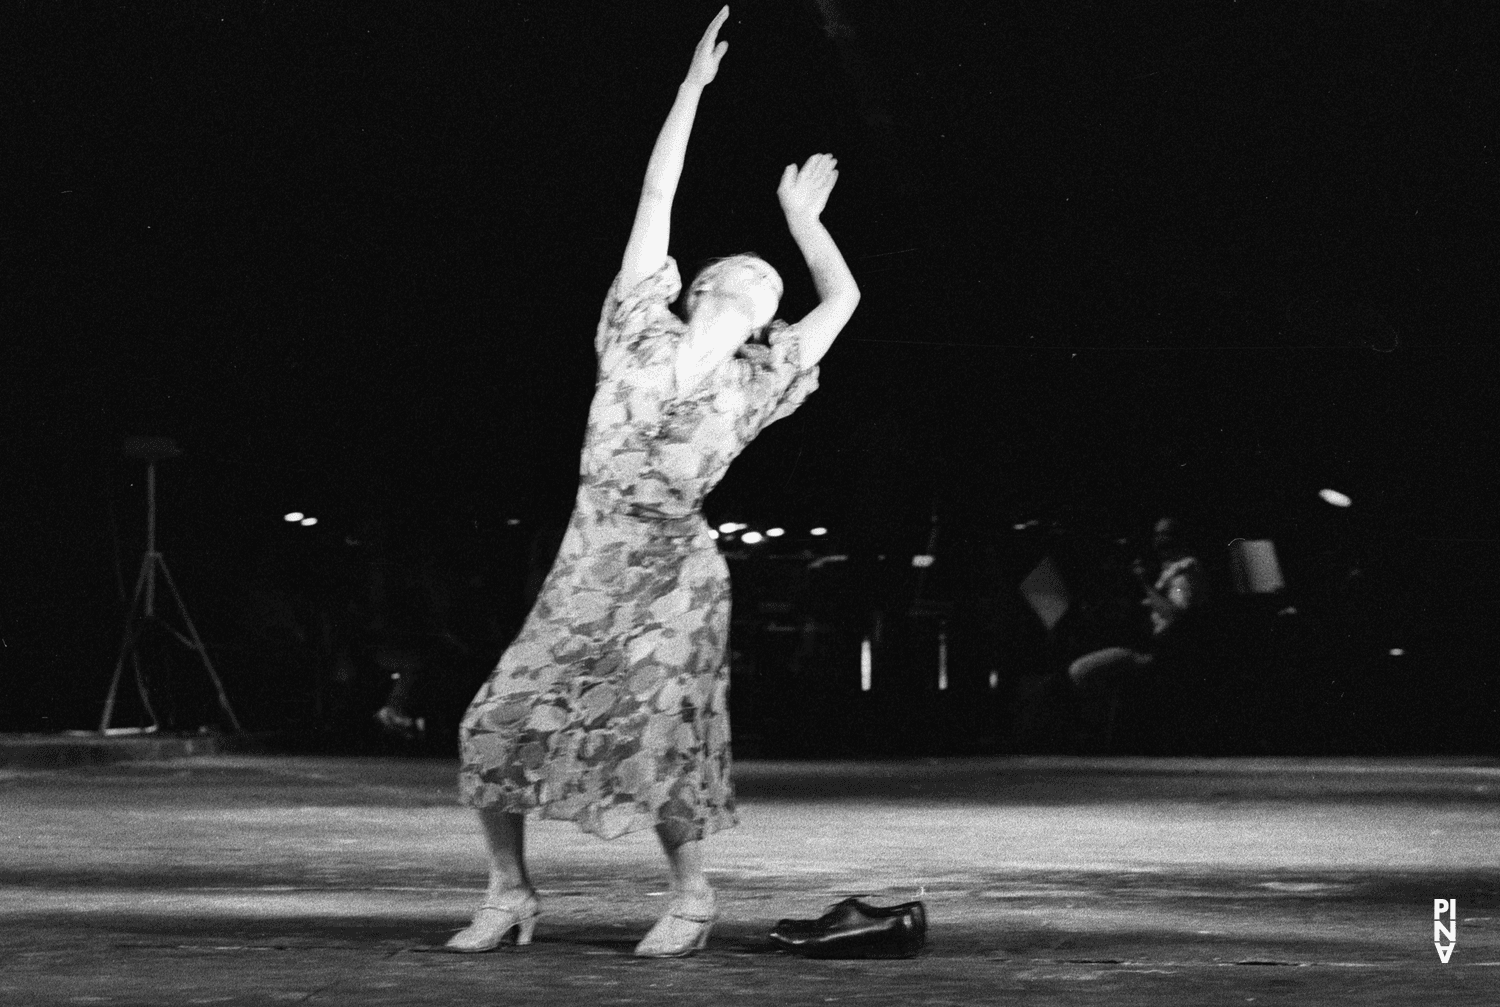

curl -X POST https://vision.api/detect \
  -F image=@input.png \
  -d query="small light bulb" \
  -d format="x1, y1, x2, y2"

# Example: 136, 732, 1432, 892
300, 517, 318, 527
741, 531, 764, 545
766, 527, 785, 538
810, 527, 828, 537
284, 512, 304, 522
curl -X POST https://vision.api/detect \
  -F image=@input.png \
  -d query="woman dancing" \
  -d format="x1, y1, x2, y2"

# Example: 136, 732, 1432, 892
449, 6, 861, 958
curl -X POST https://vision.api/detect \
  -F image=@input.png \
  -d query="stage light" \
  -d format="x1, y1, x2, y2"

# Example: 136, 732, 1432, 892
1389, 648, 1405, 657
506, 518, 521, 526
911, 554, 935, 568
810, 527, 828, 537
1319, 488, 1353, 508
741, 531, 764, 545
860, 637, 872, 691
718, 521, 743, 534
766, 527, 785, 538
988, 670, 1000, 690
709, 529, 720, 539
300, 517, 318, 527
284, 512, 305, 522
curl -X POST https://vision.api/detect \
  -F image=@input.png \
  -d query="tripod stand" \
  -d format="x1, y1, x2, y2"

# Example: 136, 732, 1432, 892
100, 437, 244, 734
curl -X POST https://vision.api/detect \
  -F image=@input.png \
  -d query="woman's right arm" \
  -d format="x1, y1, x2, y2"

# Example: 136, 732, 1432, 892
618, 6, 731, 290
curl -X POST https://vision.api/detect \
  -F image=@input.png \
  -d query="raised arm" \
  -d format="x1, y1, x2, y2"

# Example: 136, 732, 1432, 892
1137, 559, 1201, 637
619, 6, 730, 291
777, 154, 861, 367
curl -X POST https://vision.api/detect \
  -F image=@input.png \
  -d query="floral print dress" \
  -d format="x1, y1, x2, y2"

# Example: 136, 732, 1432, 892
458, 256, 819, 840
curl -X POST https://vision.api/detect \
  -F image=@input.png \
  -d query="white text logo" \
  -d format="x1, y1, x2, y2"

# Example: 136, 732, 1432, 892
1434, 899, 1457, 962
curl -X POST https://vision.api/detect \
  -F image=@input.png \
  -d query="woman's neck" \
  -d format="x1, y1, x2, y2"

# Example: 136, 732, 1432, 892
677, 315, 743, 390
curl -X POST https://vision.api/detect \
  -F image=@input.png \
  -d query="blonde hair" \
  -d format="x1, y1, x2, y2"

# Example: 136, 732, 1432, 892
684, 253, 784, 322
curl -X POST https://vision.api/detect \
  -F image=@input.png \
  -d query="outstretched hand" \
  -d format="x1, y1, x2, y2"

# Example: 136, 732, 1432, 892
685, 6, 730, 89
777, 154, 840, 223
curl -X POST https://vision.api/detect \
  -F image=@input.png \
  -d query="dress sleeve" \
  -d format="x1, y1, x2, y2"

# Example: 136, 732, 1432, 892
732, 320, 821, 436
595, 256, 683, 365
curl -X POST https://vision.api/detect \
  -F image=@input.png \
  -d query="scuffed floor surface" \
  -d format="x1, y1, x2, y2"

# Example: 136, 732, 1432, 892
2, 754, 1497, 1005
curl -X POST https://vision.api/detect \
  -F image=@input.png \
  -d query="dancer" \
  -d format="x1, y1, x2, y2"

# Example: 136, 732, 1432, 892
450, 6, 860, 957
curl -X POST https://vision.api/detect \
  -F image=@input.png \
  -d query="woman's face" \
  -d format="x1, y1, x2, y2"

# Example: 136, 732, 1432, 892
689, 263, 781, 343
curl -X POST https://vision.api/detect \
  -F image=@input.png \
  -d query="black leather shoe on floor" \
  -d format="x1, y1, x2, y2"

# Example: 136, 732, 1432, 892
769, 897, 927, 959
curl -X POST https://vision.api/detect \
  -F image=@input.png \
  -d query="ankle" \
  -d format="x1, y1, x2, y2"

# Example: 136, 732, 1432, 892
485, 883, 536, 904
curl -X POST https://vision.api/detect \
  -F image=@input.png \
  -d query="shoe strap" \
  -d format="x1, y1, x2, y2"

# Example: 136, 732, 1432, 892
478, 896, 539, 916
666, 893, 717, 924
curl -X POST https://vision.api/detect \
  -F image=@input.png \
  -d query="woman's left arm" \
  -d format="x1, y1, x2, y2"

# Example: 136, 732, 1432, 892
778, 154, 861, 367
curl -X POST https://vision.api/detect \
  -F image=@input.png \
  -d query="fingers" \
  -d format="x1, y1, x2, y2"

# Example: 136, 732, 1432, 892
696, 7, 728, 72
797, 154, 839, 189
802, 153, 837, 174
706, 5, 729, 40
778, 155, 841, 206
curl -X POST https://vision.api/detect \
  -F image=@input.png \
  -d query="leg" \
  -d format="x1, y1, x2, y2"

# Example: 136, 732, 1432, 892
479, 808, 535, 901
634, 819, 718, 957
1067, 645, 1150, 692
629, 544, 731, 957
445, 808, 540, 951
655, 819, 712, 896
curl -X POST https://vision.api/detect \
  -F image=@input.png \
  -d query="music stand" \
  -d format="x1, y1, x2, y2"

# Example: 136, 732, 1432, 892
99, 436, 244, 734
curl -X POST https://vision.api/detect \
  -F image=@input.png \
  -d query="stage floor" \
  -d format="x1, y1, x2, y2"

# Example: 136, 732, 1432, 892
2, 754, 1497, 1005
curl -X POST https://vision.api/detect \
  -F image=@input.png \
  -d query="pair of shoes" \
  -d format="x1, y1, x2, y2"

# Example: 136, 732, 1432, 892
445, 891, 542, 952
769, 897, 926, 959
633, 889, 718, 958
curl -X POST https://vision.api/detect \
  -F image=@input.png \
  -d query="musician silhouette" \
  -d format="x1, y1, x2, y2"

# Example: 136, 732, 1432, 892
1067, 517, 1214, 752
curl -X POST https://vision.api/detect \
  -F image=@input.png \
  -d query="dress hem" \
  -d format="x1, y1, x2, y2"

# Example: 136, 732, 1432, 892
455, 796, 741, 842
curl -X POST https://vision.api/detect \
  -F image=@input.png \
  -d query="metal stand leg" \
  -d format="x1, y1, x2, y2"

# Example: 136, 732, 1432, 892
157, 553, 244, 734
130, 649, 159, 728
100, 551, 157, 733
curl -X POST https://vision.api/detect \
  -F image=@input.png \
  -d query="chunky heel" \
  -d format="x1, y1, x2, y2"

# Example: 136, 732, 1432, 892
446, 892, 542, 953
513, 913, 538, 947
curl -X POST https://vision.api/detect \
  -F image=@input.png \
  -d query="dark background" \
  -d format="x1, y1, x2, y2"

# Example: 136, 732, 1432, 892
3, 0, 1496, 747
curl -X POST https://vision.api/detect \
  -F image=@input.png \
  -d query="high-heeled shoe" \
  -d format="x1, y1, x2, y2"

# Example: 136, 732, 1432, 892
633, 889, 718, 958
445, 891, 541, 952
